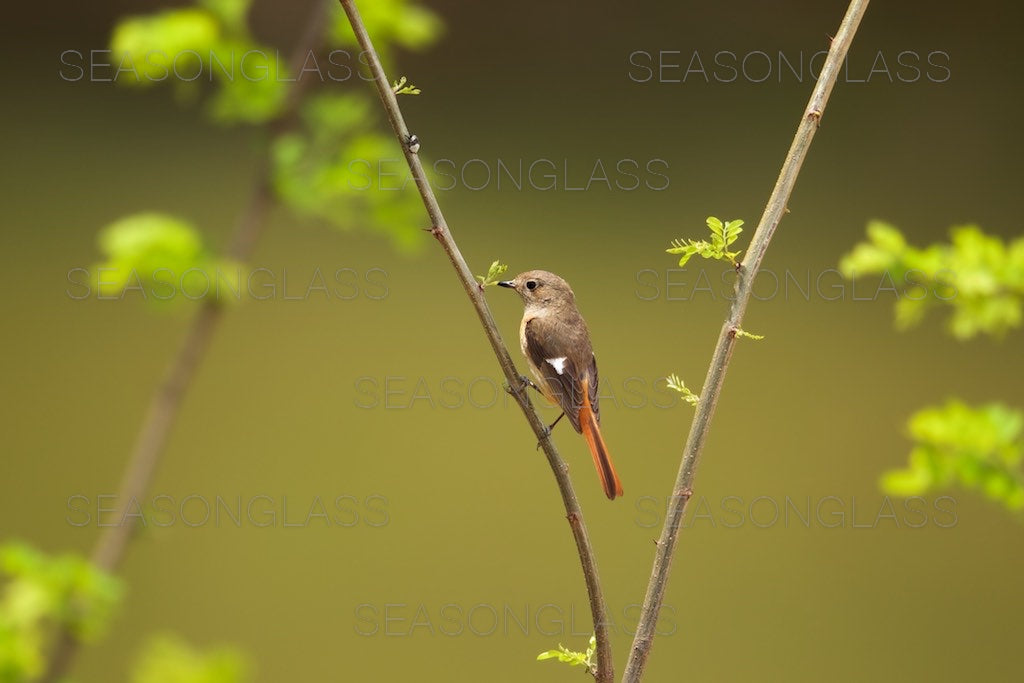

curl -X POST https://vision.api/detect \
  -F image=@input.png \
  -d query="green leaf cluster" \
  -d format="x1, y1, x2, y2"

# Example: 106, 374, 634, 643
391, 76, 421, 96
842, 221, 1024, 514
92, 213, 227, 302
667, 217, 744, 267
665, 373, 699, 407
110, 0, 288, 124
839, 221, 1024, 338
107, 0, 445, 256
327, 0, 443, 68
0, 542, 122, 681
537, 634, 595, 672
734, 328, 765, 340
476, 260, 508, 288
881, 401, 1024, 510
131, 635, 249, 683
271, 93, 429, 253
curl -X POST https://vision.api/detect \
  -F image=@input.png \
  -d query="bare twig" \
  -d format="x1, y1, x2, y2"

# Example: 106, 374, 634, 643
38, 6, 326, 682
335, 1, 614, 680
621, 2, 870, 681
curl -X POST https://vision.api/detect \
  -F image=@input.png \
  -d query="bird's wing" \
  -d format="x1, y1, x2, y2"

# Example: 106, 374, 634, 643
524, 316, 596, 432
588, 352, 601, 423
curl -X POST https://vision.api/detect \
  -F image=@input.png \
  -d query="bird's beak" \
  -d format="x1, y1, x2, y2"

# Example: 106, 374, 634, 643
497, 280, 516, 289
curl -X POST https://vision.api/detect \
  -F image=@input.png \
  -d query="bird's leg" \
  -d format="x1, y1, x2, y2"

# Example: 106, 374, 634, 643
505, 374, 535, 398
520, 374, 543, 395
536, 412, 566, 450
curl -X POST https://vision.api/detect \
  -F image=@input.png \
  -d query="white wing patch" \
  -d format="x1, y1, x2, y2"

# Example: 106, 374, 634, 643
545, 357, 568, 375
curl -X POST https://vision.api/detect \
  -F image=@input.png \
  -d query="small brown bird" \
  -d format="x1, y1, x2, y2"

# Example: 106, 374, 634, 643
499, 270, 623, 500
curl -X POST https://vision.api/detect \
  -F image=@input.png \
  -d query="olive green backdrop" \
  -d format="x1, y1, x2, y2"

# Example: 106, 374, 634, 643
3, 1, 1023, 681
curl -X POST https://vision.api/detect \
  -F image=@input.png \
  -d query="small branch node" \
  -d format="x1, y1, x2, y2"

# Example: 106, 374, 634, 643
503, 374, 530, 397
674, 487, 694, 503
535, 426, 551, 451
502, 381, 520, 400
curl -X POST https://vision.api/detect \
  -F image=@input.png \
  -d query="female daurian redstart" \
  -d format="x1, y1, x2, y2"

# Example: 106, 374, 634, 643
499, 271, 624, 500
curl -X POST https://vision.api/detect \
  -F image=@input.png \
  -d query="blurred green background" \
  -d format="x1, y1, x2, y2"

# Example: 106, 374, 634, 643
3, 0, 1023, 681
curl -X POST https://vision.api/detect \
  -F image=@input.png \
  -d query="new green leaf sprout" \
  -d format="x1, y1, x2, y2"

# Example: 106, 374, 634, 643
665, 373, 700, 406
476, 260, 509, 288
391, 76, 422, 95
537, 634, 597, 673
667, 216, 745, 267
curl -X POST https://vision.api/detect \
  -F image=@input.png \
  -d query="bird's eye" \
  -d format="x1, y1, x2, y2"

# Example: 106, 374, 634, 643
525, 280, 538, 291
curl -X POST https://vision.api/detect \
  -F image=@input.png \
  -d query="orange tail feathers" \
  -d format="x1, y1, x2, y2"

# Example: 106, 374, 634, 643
579, 393, 623, 500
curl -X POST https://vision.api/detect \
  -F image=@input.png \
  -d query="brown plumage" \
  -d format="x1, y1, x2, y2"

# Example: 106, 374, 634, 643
499, 270, 623, 500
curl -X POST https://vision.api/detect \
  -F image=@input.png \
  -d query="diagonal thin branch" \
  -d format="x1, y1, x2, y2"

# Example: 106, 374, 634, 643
336, 1, 614, 680
621, 2, 870, 681
38, 6, 327, 682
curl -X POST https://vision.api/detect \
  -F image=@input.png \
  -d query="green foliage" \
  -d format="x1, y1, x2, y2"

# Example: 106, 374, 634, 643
0, 544, 251, 683
476, 260, 508, 288
206, 41, 288, 124
841, 221, 1024, 514
839, 221, 1024, 339
665, 373, 699, 407
537, 634, 596, 673
326, 0, 443, 67
271, 92, 428, 253
391, 76, 421, 95
667, 217, 744, 267
132, 635, 248, 683
110, 9, 220, 84
734, 328, 764, 340
110, 0, 288, 124
198, 0, 250, 33
108, 0, 446, 255
93, 213, 226, 302
881, 401, 1024, 510
0, 543, 122, 681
